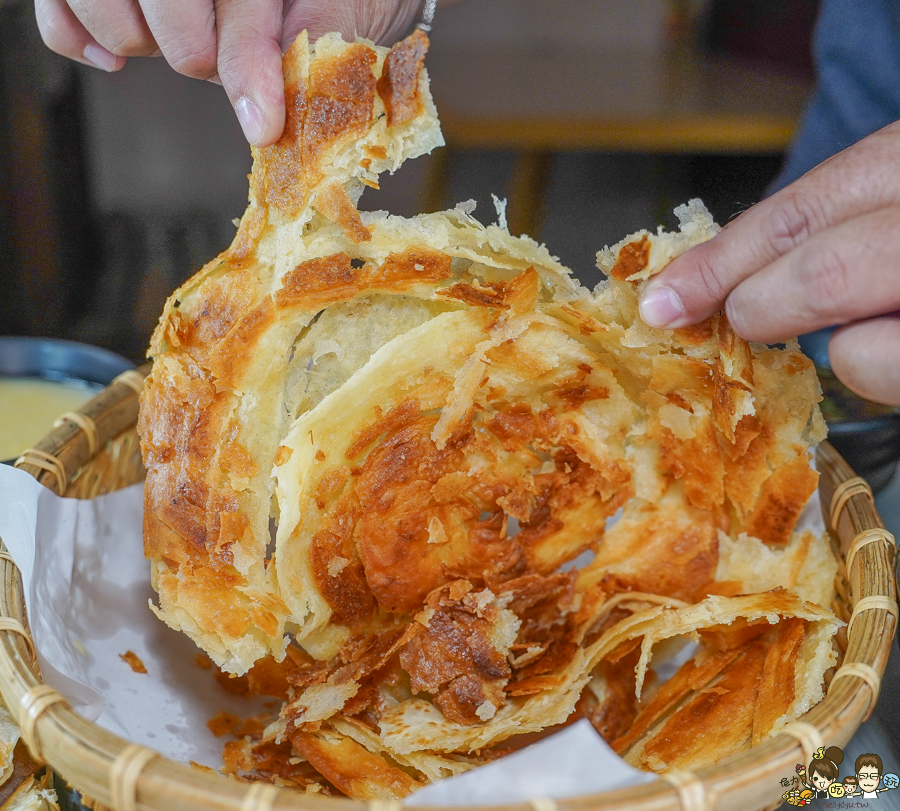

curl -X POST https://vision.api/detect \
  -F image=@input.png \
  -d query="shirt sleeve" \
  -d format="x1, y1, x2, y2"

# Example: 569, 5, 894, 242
770, 0, 900, 191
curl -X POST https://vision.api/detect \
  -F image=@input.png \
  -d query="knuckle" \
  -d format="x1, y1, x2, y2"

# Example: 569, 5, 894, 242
167, 42, 217, 79
68, 0, 154, 56
158, 9, 217, 79
106, 30, 154, 57
690, 247, 731, 308
215, 38, 282, 97
36, 8, 74, 55
795, 241, 854, 322
764, 192, 827, 256
214, 34, 251, 72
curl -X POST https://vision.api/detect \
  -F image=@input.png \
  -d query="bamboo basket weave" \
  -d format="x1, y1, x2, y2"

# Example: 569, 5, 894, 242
0, 365, 897, 811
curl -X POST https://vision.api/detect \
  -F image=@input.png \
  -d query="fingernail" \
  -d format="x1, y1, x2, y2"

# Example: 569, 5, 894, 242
83, 43, 118, 72
208, 73, 223, 86
235, 95, 267, 146
639, 286, 685, 328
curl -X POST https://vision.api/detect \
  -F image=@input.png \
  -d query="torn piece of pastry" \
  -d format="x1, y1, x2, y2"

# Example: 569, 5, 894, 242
139, 29, 444, 673
0, 772, 58, 811
139, 27, 840, 800
584, 590, 840, 708
119, 650, 147, 674
0, 707, 20, 787
712, 530, 839, 609
599, 591, 841, 771
0, 702, 47, 809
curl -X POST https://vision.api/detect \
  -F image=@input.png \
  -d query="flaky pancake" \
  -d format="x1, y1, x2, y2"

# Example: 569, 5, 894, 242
140, 30, 444, 671
139, 29, 839, 798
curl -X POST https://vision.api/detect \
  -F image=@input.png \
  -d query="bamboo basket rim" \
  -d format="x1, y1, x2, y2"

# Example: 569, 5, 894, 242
0, 366, 896, 811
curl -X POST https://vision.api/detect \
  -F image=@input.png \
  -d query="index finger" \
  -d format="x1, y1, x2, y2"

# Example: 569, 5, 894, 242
639, 119, 900, 329
140, 0, 218, 80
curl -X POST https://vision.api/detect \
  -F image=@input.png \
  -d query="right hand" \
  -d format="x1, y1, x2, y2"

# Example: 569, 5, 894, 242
638, 120, 900, 406
35, 0, 420, 147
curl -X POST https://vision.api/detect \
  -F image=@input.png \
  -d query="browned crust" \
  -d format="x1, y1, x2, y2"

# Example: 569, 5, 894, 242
438, 280, 510, 309
436, 267, 540, 314
138, 28, 833, 788
343, 405, 627, 614
717, 313, 755, 386
610, 236, 649, 281
637, 638, 768, 770
276, 248, 452, 312
751, 617, 807, 744
275, 253, 356, 310
140, 358, 237, 564
256, 43, 378, 219
673, 317, 716, 345
309, 498, 377, 626
141, 34, 437, 673
229, 205, 268, 265
400, 581, 511, 725
723, 417, 774, 518
377, 29, 429, 127
290, 731, 419, 799
658, 420, 725, 511
591, 497, 721, 603
743, 455, 819, 545
584, 644, 643, 742
711, 360, 751, 444
119, 650, 147, 674
314, 182, 372, 243
612, 646, 742, 754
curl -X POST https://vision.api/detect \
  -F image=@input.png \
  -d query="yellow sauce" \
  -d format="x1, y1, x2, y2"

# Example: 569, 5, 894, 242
0, 378, 96, 461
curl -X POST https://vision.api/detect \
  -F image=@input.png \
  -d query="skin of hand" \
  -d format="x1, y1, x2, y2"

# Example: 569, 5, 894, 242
34, 0, 420, 147
639, 119, 900, 406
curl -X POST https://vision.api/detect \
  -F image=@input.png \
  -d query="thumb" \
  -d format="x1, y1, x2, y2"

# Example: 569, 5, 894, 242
215, 0, 286, 147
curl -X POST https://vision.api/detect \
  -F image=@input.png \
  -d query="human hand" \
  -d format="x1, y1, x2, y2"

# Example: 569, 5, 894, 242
35, 0, 420, 147
638, 120, 900, 406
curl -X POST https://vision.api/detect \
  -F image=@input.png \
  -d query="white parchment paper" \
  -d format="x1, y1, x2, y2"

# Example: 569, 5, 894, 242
407, 721, 655, 804
0, 461, 823, 802
0, 465, 264, 767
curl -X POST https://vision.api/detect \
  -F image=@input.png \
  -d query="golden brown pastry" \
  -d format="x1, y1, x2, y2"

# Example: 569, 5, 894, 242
139, 29, 443, 671
139, 29, 839, 797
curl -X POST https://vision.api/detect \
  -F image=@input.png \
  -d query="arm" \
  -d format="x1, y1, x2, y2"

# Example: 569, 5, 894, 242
34, 0, 420, 147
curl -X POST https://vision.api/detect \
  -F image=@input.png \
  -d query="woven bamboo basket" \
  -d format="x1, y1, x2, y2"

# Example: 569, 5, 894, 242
0, 365, 896, 811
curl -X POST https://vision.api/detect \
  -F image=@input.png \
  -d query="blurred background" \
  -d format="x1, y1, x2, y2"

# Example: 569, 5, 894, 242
0, 0, 818, 362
